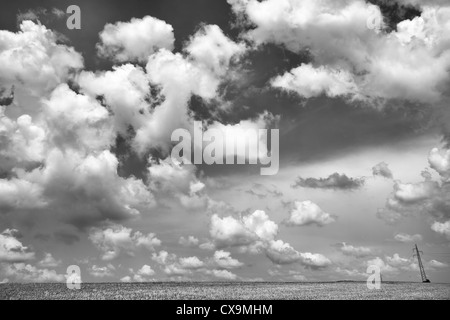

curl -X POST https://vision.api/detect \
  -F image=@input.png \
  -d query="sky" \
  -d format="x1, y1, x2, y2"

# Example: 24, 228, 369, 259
1, 0, 450, 285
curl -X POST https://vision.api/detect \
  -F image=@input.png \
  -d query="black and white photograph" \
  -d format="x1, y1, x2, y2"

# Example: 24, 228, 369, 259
0, 0, 450, 304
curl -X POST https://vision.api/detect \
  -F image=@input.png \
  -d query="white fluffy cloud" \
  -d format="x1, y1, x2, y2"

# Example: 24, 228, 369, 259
77, 64, 150, 139
0, 21, 83, 102
431, 220, 450, 240
213, 250, 244, 269
0, 229, 35, 263
97, 15, 175, 63
271, 64, 359, 99
89, 264, 115, 278
209, 210, 331, 267
209, 210, 276, 249
151, 251, 205, 277
179, 236, 200, 247
378, 147, 450, 224
366, 257, 398, 273
1, 263, 64, 282
337, 243, 372, 258
185, 24, 246, 75
429, 148, 450, 181
231, 0, 450, 103
298, 252, 332, 269
0, 112, 46, 171
284, 200, 335, 227
89, 224, 161, 260
38, 253, 61, 268
179, 256, 205, 269
208, 269, 238, 280
132, 264, 156, 282
265, 240, 301, 265
394, 233, 423, 243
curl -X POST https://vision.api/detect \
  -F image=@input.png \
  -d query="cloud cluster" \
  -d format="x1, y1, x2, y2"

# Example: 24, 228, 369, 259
213, 250, 244, 269
89, 264, 115, 278
230, 0, 450, 104
0, 229, 35, 263
89, 224, 161, 260
336, 242, 372, 258
209, 210, 331, 268
0, 16, 256, 235
151, 250, 208, 277
284, 201, 335, 227
377, 147, 450, 230
0, 262, 64, 283
97, 16, 175, 63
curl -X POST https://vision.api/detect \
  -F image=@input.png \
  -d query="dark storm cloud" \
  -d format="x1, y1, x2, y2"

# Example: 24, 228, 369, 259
292, 173, 365, 191
54, 231, 80, 245
0, 86, 14, 106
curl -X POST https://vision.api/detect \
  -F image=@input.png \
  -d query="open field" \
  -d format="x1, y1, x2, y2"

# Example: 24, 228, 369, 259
1, 281, 449, 300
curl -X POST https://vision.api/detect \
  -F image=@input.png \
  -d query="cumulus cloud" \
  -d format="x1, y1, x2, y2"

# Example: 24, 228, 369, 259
209, 210, 331, 267
0, 229, 35, 263
151, 251, 205, 276
0, 21, 83, 101
207, 269, 238, 280
185, 24, 246, 75
131, 265, 156, 282
38, 253, 61, 268
179, 256, 205, 270
265, 240, 301, 265
230, 0, 450, 104
284, 200, 336, 227
377, 147, 450, 224
89, 224, 161, 260
209, 210, 276, 249
213, 250, 244, 269
367, 254, 419, 274
372, 162, 394, 179
394, 233, 423, 243
148, 158, 210, 210
89, 264, 115, 278
431, 221, 450, 240
429, 148, 450, 181
271, 63, 359, 99
377, 177, 445, 224
1, 263, 64, 282
336, 243, 372, 258
366, 257, 398, 273
292, 173, 365, 190
298, 252, 332, 270
120, 276, 131, 282
97, 16, 175, 63
179, 236, 200, 247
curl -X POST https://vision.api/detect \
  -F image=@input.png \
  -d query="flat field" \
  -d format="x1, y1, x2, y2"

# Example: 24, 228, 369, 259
1, 281, 449, 300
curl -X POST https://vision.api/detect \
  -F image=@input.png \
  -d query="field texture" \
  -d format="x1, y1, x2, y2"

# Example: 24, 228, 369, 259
1, 282, 449, 300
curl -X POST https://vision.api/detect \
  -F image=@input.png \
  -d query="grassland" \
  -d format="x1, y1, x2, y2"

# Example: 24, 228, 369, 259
1, 281, 449, 300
